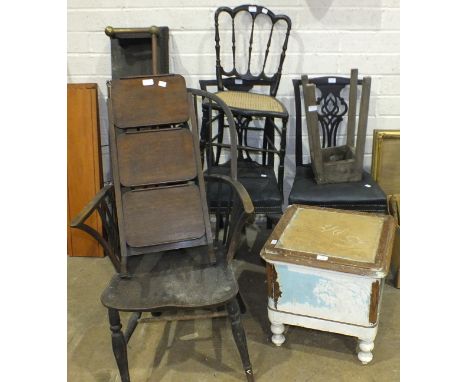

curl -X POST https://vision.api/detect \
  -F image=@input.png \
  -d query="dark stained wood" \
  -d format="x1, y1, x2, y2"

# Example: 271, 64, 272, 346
107, 99, 130, 273
105, 26, 170, 78
108, 309, 130, 382
188, 93, 215, 263
72, 75, 256, 382
214, 5, 291, 96
101, 249, 238, 312
67, 83, 103, 257
139, 310, 228, 323
112, 74, 189, 128
117, 128, 197, 187
369, 280, 380, 324
265, 263, 282, 309
122, 185, 205, 247
226, 298, 255, 382
200, 5, 292, 222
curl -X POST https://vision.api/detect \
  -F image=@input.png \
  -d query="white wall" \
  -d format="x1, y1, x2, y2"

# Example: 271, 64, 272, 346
67, 0, 400, 195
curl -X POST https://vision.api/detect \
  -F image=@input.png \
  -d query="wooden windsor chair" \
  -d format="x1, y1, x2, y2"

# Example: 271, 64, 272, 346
71, 74, 256, 382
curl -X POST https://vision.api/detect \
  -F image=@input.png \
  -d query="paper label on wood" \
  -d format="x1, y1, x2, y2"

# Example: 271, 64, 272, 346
158, 81, 167, 88
249, 6, 257, 12
328, 78, 337, 84
142, 79, 154, 86
262, 8, 268, 14
235, 79, 243, 85
308, 105, 318, 112
317, 255, 329, 261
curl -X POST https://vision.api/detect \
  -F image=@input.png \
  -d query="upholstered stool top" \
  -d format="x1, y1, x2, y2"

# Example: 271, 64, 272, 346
261, 204, 396, 277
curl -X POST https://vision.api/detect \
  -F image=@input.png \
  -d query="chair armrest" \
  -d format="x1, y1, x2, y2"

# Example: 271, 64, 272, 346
188, 88, 238, 179
70, 184, 114, 227
69, 184, 121, 272
199, 79, 219, 92
204, 173, 254, 218
204, 174, 254, 262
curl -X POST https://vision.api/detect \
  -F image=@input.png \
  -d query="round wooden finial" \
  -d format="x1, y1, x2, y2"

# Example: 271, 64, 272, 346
104, 26, 114, 37
149, 25, 159, 35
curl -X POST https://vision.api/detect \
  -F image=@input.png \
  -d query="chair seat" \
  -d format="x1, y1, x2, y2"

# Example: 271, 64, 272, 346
101, 247, 238, 312
206, 161, 282, 210
288, 165, 387, 213
211, 91, 288, 118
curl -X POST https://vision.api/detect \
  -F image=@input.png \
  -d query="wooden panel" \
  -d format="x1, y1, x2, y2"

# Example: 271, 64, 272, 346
112, 74, 189, 128
117, 128, 197, 187
122, 185, 205, 247
67, 83, 103, 257
371, 130, 400, 195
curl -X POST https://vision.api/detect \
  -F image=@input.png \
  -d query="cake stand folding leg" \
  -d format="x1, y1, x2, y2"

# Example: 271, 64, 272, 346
357, 338, 375, 365
270, 322, 286, 346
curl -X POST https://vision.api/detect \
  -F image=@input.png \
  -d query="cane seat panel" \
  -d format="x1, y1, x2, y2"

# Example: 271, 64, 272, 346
214, 91, 287, 115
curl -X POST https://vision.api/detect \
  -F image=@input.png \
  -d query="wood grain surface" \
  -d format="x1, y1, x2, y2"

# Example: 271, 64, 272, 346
112, 75, 189, 128
117, 128, 197, 186
122, 185, 205, 247
67, 83, 103, 257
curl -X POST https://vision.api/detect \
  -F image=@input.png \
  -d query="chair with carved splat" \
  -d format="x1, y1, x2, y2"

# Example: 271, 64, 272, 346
70, 74, 255, 382
200, 4, 292, 226
288, 71, 388, 213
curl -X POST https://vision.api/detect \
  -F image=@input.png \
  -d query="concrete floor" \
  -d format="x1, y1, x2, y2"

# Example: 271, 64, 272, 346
68, 227, 399, 382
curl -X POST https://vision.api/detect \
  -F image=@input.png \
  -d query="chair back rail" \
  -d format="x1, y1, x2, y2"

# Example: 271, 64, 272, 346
215, 4, 291, 96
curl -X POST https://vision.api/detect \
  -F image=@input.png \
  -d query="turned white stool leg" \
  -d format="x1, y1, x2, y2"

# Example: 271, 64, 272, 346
270, 322, 285, 347
357, 338, 374, 365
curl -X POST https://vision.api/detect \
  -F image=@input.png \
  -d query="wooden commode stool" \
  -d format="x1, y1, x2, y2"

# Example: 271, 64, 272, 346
260, 204, 396, 364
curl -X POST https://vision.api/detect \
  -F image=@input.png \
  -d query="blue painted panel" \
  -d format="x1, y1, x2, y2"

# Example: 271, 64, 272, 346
276, 265, 331, 308
273, 263, 372, 325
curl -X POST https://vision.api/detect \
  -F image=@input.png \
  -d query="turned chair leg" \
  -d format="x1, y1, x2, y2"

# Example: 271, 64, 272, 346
236, 292, 247, 314
226, 298, 255, 382
266, 216, 273, 230
108, 309, 131, 382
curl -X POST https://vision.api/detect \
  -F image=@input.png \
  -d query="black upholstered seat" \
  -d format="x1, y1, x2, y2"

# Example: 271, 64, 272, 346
289, 77, 388, 213
206, 161, 282, 209
288, 166, 387, 212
